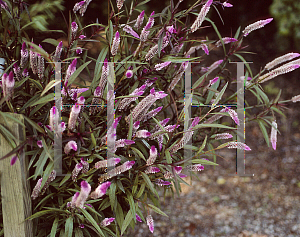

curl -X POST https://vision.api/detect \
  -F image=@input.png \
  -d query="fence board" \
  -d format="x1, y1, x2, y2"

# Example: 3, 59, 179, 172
0, 113, 33, 237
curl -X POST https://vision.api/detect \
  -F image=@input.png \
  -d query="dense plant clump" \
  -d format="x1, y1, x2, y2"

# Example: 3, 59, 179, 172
0, 0, 300, 236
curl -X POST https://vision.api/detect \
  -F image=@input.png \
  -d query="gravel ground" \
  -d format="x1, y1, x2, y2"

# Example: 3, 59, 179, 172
124, 108, 300, 237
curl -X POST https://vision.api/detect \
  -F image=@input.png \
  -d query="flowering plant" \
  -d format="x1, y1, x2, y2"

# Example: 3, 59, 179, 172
0, 0, 300, 236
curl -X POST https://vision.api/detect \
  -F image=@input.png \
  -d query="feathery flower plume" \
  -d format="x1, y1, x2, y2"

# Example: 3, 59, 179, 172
146, 146, 158, 166
186, 164, 204, 171
10, 155, 18, 166
64, 58, 77, 83
115, 139, 135, 152
69, 192, 80, 208
145, 36, 169, 61
242, 18, 273, 37
75, 181, 91, 208
291, 94, 300, 103
30, 46, 38, 74
155, 61, 171, 70
90, 181, 111, 199
134, 10, 145, 29
226, 108, 240, 126
144, 166, 160, 174
135, 130, 151, 138
164, 171, 174, 179
72, 163, 83, 182
89, 86, 102, 114
4, 71, 15, 100
209, 77, 219, 86
37, 44, 44, 79
150, 118, 170, 133
214, 133, 233, 140
174, 166, 183, 174
201, 43, 209, 55
31, 178, 43, 200
259, 64, 300, 83
143, 107, 163, 122
225, 142, 251, 150
54, 41, 63, 61
71, 22, 78, 38
270, 120, 277, 150
20, 42, 28, 68
191, 0, 213, 33
123, 25, 139, 38
136, 214, 142, 222
13, 63, 22, 81
95, 158, 121, 169
111, 32, 120, 56
117, 85, 146, 111
215, 37, 237, 47
179, 173, 188, 178
68, 103, 81, 131
40, 170, 56, 195
73, 0, 91, 16
169, 117, 200, 154
203, 107, 229, 124
64, 141, 78, 154
223, 2, 233, 7
125, 90, 168, 123
206, 59, 223, 75
22, 68, 29, 77
116, 0, 125, 10
100, 218, 115, 227
146, 11, 155, 29
169, 58, 189, 91
126, 70, 133, 78
264, 53, 300, 70
81, 158, 89, 173
146, 215, 154, 233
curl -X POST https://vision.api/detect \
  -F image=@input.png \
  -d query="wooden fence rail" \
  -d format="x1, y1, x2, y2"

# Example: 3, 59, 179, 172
0, 113, 33, 237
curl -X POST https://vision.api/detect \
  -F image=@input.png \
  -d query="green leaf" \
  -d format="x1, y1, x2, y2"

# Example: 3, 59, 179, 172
108, 182, 116, 210
67, 61, 92, 87
50, 217, 59, 237
157, 32, 164, 58
148, 204, 168, 217
115, 202, 124, 229
233, 53, 254, 79
81, 209, 105, 236
30, 93, 55, 107
74, 228, 84, 237
165, 149, 172, 164
191, 159, 218, 166
26, 210, 54, 221
65, 217, 74, 237
257, 119, 270, 147
42, 38, 60, 47
254, 86, 270, 106
213, 82, 228, 107
192, 123, 236, 130
274, 89, 282, 104
141, 172, 158, 197
131, 147, 146, 161
127, 114, 133, 140
23, 116, 45, 134
196, 135, 207, 155
121, 210, 133, 235
41, 80, 60, 96
205, 18, 226, 55
135, 183, 146, 199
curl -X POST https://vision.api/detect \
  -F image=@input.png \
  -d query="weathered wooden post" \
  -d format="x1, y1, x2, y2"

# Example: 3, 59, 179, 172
0, 113, 33, 237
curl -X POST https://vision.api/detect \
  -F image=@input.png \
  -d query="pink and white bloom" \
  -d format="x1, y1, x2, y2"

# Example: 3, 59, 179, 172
30, 46, 38, 74
155, 179, 171, 186
146, 215, 154, 233
214, 133, 233, 140
144, 166, 160, 174
54, 41, 63, 61
243, 18, 273, 37
111, 32, 120, 56
187, 164, 204, 172
123, 25, 139, 38
155, 61, 171, 71
116, 0, 125, 10
100, 217, 115, 227
90, 181, 111, 199
10, 155, 18, 166
215, 37, 237, 47
75, 181, 91, 208
135, 130, 151, 138
20, 42, 28, 68
31, 178, 43, 200
146, 146, 158, 166
81, 158, 89, 173
64, 140, 77, 154
134, 10, 145, 29
191, 0, 213, 33
223, 2, 233, 7
209, 77, 219, 86
4, 71, 15, 100
71, 22, 78, 37
68, 103, 81, 131
270, 120, 277, 150
136, 214, 142, 222
226, 142, 251, 151
37, 140, 43, 148
69, 192, 80, 208
72, 163, 83, 182
125, 70, 133, 78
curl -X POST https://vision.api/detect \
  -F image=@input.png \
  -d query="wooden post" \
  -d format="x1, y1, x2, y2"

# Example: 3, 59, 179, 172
0, 113, 33, 237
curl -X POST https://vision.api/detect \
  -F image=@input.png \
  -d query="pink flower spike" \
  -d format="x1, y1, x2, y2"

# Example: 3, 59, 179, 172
79, 224, 84, 228
79, 35, 86, 40
163, 181, 171, 185
100, 217, 115, 227
90, 181, 111, 199
136, 214, 142, 222
64, 140, 77, 154
75, 181, 91, 208
174, 166, 182, 174
223, 2, 233, 7
37, 140, 43, 148
10, 155, 18, 166
146, 215, 154, 233
270, 120, 277, 150
136, 130, 151, 138
209, 77, 219, 86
